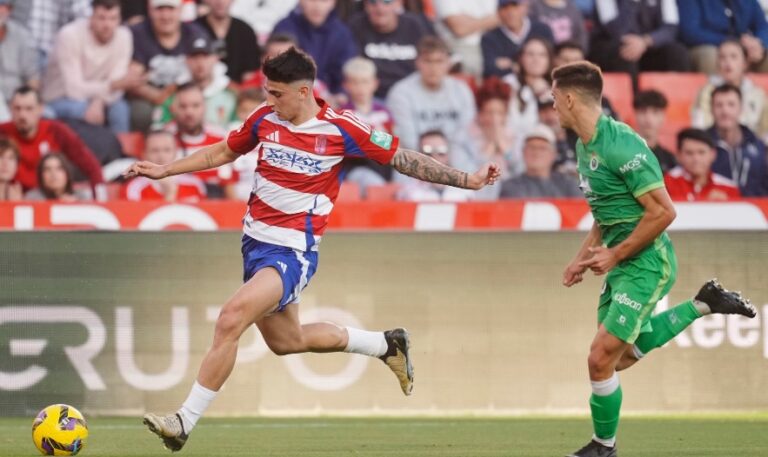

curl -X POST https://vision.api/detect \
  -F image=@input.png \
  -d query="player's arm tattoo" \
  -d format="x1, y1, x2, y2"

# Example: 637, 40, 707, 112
204, 150, 215, 169
392, 148, 469, 188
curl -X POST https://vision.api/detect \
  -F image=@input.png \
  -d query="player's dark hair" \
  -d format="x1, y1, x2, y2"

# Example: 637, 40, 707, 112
677, 128, 716, 151
551, 61, 603, 103
92, 0, 121, 10
263, 46, 317, 83
12, 85, 42, 104
711, 83, 742, 103
633, 90, 668, 110
417, 35, 450, 57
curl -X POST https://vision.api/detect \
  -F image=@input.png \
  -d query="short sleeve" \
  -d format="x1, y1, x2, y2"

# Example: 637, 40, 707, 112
336, 111, 399, 165
607, 134, 665, 198
227, 104, 270, 155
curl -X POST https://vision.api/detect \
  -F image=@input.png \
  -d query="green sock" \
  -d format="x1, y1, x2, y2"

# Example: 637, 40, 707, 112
634, 300, 701, 356
590, 375, 622, 443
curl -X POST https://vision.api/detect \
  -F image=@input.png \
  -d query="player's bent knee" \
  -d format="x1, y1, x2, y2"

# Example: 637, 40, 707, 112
214, 302, 249, 340
587, 349, 613, 377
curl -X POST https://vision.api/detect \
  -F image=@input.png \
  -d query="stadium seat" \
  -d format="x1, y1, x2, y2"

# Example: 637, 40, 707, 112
117, 132, 146, 158
638, 72, 708, 127
365, 183, 400, 201
602, 72, 634, 124
337, 181, 361, 202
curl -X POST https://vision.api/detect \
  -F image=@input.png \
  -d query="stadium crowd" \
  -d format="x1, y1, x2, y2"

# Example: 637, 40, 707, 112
0, 0, 766, 204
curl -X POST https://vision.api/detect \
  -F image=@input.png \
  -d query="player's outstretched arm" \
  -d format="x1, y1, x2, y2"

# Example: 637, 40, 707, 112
123, 140, 239, 180
391, 147, 501, 190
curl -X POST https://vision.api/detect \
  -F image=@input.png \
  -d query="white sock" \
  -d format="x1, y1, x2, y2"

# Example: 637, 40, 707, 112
590, 371, 620, 396
632, 344, 645, 360
593, 434, 616, 448
177, 381, 218, 433
344, 327, 388, 357
693, 299, 712, 316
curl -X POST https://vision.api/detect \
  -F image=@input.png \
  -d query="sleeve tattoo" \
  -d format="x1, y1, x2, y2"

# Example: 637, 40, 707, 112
392, 148, 469, 188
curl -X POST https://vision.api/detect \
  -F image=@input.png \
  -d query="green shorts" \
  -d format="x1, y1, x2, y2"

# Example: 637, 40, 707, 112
597, 234, 678, 343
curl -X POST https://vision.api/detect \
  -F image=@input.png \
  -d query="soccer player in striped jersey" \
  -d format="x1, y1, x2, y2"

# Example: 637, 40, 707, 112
125, 47, 501, 452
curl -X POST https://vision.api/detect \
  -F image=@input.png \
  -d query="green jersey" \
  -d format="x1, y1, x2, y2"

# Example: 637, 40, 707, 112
576, 115, 665, 247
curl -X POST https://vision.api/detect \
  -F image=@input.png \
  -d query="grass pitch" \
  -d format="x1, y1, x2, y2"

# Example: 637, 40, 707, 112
2, 415, 767, 456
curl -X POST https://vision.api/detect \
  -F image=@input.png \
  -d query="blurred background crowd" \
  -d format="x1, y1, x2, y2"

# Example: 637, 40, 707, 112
0, 0, 766, 204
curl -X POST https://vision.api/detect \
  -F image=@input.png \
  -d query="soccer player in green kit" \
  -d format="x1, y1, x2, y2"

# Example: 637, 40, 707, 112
551, 61, 758, 457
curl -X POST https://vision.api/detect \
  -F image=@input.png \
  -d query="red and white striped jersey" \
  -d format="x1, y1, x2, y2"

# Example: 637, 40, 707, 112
164, 123, 239, 187
227, 99, 399, 251
123, 175, 207, 202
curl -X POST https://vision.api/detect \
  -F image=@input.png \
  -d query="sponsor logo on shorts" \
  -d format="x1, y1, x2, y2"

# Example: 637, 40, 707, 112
619, 153, 648, 174
614, 292, 642, 311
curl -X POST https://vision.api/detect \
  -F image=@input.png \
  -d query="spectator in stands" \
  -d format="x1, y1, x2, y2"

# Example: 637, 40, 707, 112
124, 129, 206, 202
692, 39, 768, 140
119, 0, 147, 25
0, 86, 102, 192
462, 77, 519, 179
43, 0, 141, 134
537, 98, 577, 175
340, 57, 394, 190
633, 90, 677, 172
0, 137, 22, 201
0, 0, 40, 102
433, 0, 498, 77
386, 36, 476, 150
665, 128, 741, 201
678, 0, 768, 74
272, 0, 358, 95
128, 0, 207, 132
589, 0, 689, 88
397, 129, 474, 201
195, 0, 261, 84
708, 84, 768, 196
349, 0, 432, 98
530, 0, 588, 52
165, 82, 237, 199
24, 153, 83, 201
500, 123, 581, 198
552, 40, 584, 68
505, 37, 554, 132
19, 0, 92, 71
481, 0, 554, 78
155, 35, 237, 130
230, 87, 264, 130
230, 0, 298, 43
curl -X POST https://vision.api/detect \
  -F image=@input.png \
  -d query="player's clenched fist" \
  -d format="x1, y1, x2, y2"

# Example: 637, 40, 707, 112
468, 163, 502, 189
123, 161, 168, 180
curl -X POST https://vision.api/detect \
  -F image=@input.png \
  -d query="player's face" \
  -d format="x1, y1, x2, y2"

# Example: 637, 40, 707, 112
149, 5, 181, 36
90, 5, 121, 43
635, 107, 665, 138
342, 74, 378, 104
711, 92, 741, 130
678, 139, 716, 179
264, 80, 311, 122
0, 148, 18, 182
41, 156, 69, 196
173, 89, 206, 133
144, 134, 177, 165
10, 93, 43, 137
300, 0, 335, 27
523, 138, 555, 173
717, 42, 747, 85
416, 51, 450, 89
551, 83, 573, 129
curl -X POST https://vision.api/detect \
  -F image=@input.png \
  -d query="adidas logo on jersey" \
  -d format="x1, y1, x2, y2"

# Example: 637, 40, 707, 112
266, 131, 280, 143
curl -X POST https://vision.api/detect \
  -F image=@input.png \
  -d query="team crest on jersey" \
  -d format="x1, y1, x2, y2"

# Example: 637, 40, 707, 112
370, 130, 393, 149
315, 135, 327, 154
589, 152, 599, 171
